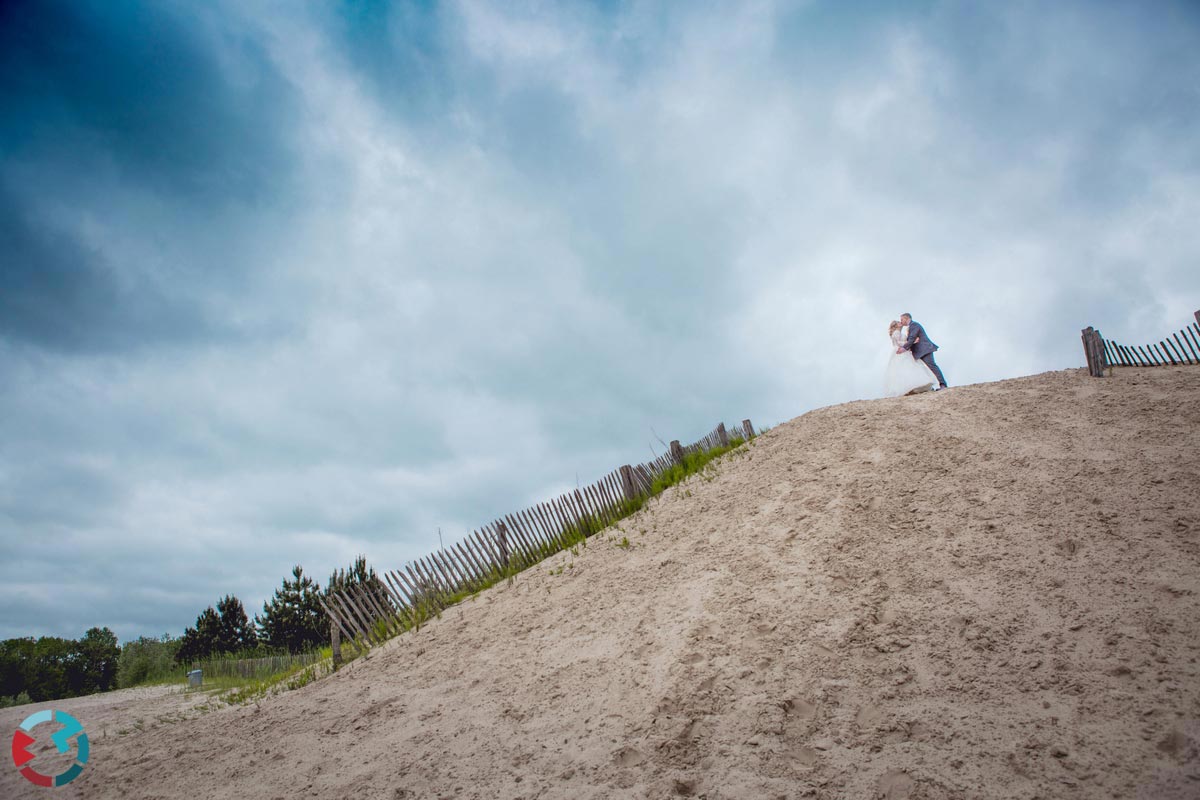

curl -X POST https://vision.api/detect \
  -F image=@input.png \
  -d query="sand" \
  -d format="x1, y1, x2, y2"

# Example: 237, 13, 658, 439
4, 366, 1198, 799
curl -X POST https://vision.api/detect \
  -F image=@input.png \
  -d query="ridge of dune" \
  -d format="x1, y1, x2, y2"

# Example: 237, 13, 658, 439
7, 367, 1199, 800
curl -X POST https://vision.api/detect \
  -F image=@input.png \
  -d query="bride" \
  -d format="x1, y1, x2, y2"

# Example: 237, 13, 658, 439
885, 320, 936, 397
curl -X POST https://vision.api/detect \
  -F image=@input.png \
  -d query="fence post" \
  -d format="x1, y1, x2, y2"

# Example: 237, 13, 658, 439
742, 419, 754, 440
1081, 327, 1094, 376
670, 440, 684, 466
619, 465, 637, 501
1195, 309, 1199, 326
716, 423, 729, 448
331, 619, 342, 669
1081, 327, 1106, 377
497, 521, 510, 569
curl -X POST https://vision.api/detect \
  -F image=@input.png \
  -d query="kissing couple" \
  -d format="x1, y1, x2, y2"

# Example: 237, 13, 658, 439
885, 313, 949, 397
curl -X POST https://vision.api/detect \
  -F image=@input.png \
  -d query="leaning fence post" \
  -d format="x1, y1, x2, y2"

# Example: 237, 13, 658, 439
1081, 327, 1106, 377
716, 422, 729, 448
670, 440, 684, 466
497, 521, 510, 569
331, 619, 342, 669
1195, 309, 1199, 326
619, 465, 637, 501
742, 419, 755, 440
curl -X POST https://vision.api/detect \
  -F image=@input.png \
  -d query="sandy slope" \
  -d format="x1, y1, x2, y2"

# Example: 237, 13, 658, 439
6, 367, 1199, 800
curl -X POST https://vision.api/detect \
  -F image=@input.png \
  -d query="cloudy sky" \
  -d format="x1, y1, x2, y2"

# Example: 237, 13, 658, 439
2, 0, 1198, 642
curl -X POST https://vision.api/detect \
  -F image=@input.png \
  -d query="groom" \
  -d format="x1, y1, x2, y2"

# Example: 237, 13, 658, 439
897, 313, 948, 390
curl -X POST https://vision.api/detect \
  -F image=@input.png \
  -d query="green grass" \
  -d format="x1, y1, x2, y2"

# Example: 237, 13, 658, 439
181, 645, 355, 705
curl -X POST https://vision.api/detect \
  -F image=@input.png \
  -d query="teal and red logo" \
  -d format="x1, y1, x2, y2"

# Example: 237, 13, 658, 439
11, 710, 89, 787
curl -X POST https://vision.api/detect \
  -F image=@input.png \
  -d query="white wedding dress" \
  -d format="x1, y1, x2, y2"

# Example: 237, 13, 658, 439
885, 326, 937, 397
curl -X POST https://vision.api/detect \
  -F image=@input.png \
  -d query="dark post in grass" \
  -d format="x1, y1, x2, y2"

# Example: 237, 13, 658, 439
742, 419, 755, 440
497, 520, 510, 569
619, 465, 637, 501
670, 440, 684, 466
330, 619, 342, 669
716, 422, 729, 448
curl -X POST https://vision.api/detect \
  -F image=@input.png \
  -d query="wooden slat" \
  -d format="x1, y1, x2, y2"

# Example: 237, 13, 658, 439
523, 508, 552, 553
530, 503, 555, 547
406, 564, 437, 607
461, 533, 493, 579
602, 473, 619, 521
1125, 343, 1146, 366
326, 590, 369, 645
442, 545, 472, 586
504, 513, 536, 562
1174, 335, 1192, 364
412, 558, 447, 601
378, 571, 409, 611
397, 565, 426, 609
542, 501, 565, 539
1177, 330, 1200, 364
419, 554, 451, 594
584, 483, 604, 530
335, 588, 380, 645
435, 549, 465, 589
514, 510, 545, 557
389, 569, 420, 609
1184, 325, 1200, 363
386, 570, 417, 609
560, 493, 582, 535
317, 592, 358, 647
355, 580, 390, 626
453, 541, 485, 583
331, 588, 373, 644
1164, 336, 1185, 365
1102, 339, 1118, 366
359, 583, 400, 640
523, 507, 551, 551
1158, 341, 1178, 366
1151, 342, 1171, 365
462, 531, 492, 574
1136, 345, 1157, 365
598, 477, 616, 525
471, 527, 497, 571
573, 489, 593, 534
490, 522, 510, 569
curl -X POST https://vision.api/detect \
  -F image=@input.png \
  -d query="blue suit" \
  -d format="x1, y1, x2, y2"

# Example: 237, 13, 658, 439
901, 320, 947, 388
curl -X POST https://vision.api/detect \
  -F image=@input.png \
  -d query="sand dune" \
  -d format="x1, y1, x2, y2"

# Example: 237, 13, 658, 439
6, 366, 1199, 799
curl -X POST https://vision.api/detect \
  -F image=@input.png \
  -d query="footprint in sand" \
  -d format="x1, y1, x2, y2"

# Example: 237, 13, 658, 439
612, 746, 646, 767
855, 704, 884, 728
877, 769, 915, 799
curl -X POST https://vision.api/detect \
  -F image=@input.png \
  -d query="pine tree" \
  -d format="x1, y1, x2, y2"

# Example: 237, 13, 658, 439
215, 595, 258, 653
256, 565, 326, 654
177, 606, 222, 665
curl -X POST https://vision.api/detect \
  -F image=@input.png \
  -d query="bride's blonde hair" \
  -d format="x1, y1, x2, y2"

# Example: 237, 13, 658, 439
888, 320, 902, 335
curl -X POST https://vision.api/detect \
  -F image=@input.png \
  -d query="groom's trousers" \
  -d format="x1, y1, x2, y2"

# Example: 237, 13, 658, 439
921, 353, 948, 388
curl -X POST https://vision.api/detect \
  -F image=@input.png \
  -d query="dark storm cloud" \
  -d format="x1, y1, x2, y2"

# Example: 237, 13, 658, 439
0, 0, 301, 352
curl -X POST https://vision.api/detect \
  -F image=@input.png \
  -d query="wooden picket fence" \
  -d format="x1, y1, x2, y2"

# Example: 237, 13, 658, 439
318, 419, 756, 655
1082, 310, 1200, 377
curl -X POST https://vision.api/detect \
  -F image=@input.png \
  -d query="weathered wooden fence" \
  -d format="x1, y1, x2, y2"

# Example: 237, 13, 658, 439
319, 419, 756, 651
194, 651, 323, 680
1082, 310, 1200, 377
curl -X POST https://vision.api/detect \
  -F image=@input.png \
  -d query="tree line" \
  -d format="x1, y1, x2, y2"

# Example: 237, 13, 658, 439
1, 557, 385, 706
